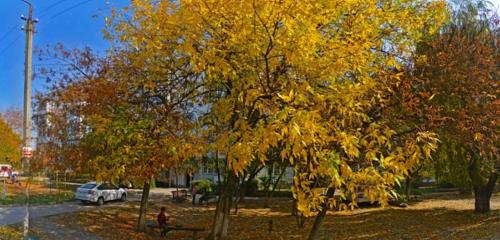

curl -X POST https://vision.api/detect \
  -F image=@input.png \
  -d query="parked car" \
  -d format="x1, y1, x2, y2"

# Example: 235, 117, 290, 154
75, 182, 127, 205
0, 164, 19, 178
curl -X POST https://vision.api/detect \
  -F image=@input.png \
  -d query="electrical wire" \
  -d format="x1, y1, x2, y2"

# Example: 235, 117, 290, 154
0, 34, 22, 57
39, 0, 72, 17
47, 0, 94, 21
0, 25, 18, 43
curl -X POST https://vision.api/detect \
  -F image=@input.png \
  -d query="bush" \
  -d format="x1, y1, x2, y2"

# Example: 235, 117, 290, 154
258, 175, 271, 190
192, 179, 215, 194
245, 179, 259, 196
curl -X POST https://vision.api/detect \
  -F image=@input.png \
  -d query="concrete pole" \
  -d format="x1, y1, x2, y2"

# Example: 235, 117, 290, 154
22, 4, 33, 156
21, 1, 35, 238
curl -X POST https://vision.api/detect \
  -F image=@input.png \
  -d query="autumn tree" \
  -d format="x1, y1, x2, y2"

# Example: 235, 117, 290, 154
0, 107, 22, 168
108, 1, 446, 239
1, 107, 23, 136
0, 116, 21, 166
34, 45, 105, 174
35, 43, 204, 231
399, 0, 499, 213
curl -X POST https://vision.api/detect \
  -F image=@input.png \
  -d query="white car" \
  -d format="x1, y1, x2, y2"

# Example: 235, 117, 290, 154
75, 182, 127, 205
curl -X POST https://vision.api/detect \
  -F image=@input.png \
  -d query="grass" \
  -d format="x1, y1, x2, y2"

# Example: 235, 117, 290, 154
0, 191, 74, 206
0, 225, 42, 240
0, 181, 74, 206
0, 225, 23, 240
38, 193, 500, 240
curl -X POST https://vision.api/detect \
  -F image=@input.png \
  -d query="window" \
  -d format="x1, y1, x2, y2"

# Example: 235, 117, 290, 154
203, 166, 212, 174
273, 167, 282, 176
98, 184, 113, 190
81, 183, 97, 189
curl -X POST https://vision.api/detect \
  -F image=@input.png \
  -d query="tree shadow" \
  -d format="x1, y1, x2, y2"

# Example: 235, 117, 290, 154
39, 197, 500, 240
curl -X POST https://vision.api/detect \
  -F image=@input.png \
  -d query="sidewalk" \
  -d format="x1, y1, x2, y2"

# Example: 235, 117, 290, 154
0, 202, 120, 226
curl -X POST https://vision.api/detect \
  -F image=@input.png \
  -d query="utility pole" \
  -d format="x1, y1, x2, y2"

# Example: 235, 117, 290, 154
21, 0, 36, 238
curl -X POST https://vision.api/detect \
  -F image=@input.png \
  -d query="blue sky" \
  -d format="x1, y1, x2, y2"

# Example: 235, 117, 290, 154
0, 0, 499, 112
0, 0, 128, 112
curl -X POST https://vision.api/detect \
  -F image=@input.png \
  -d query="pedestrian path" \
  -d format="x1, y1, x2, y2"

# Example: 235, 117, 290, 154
0, 202, 116, 226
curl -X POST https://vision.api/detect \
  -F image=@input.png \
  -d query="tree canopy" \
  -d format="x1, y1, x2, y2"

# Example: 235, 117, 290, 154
106, 1, 446, 239
396, 0, 499, 213
34, 0, 462, 239
0, 116, 21, 165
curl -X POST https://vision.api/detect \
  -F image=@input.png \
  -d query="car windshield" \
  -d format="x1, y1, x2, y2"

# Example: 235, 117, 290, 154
80, 183, 97, 189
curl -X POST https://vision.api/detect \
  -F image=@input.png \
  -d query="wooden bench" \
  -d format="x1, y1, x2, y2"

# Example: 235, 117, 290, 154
146, 220, 205, 240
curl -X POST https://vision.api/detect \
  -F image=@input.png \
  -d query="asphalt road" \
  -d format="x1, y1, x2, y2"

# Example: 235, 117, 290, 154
0, 202, 112, 226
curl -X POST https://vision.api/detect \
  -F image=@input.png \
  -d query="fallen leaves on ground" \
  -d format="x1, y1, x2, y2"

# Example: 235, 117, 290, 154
0, 225, 45, 240
0, 226, 22, 240
41, 194, 500, 240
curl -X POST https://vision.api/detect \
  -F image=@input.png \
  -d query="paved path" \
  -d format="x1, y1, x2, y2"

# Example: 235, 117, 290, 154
0, 187, 177, 227
0, 202, 115, 226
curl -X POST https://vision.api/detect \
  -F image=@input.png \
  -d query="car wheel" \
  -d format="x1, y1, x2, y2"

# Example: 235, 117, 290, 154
97, 197, 104, 206
120, 194, 126, 202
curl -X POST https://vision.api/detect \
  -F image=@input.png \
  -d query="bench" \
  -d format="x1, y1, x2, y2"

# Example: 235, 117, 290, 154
146, 220, 205, 240
198, 194, 217, 205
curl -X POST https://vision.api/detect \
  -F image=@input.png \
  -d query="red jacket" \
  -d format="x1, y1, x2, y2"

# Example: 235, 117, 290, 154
157, 212, 167, 226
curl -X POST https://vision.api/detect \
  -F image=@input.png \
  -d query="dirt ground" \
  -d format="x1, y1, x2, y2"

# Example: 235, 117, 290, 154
27, 193, 500, 240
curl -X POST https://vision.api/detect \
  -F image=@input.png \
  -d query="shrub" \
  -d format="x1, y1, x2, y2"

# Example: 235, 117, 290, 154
258, 175, 271, 190
191, 179, 215, 194
245, 179, 259, 196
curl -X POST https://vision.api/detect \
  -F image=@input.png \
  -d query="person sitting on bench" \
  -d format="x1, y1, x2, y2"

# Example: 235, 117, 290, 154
157, 207, 177, 236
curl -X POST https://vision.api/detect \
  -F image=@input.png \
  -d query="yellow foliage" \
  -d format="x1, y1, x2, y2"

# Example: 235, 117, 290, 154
107, 0, 446, 216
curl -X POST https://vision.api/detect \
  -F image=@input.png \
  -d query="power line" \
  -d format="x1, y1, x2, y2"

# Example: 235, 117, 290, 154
0, 25, 18, 43
47, 0, 94, 21
39, 0, 72, 17
0, 34, 22, 57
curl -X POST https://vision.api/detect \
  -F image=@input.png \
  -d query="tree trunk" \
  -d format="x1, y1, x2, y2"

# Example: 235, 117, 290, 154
215, 151, 222, 185
136, 182, 151, 232
267, 166, 286, 205
291, 169, 306, 228
233, 175, 246, 215
405, 165, 423, 201
292, 199, 306, 228
473, 172, 498, 213
308, 188, 334, 240
468, 152, 498, 214
263, 166, 273, 207
208, 172, 238, 240
405, 176, 412, 200
291, 198, 297, 216
234, 166, 264, 214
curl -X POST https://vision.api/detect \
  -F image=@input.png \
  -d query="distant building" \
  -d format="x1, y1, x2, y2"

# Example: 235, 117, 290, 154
33, 100, 85, 171
156, 156, 294, 188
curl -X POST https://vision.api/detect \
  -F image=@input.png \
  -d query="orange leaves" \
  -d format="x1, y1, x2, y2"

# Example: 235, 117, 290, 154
0, 116, 21, 165
400, 5, 499, 168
